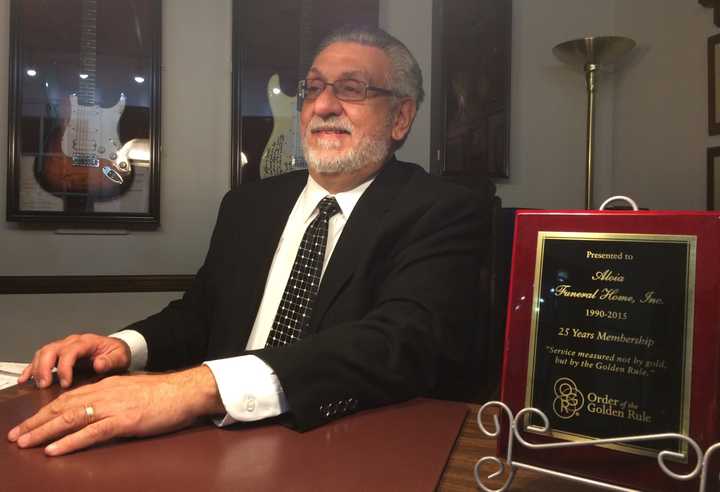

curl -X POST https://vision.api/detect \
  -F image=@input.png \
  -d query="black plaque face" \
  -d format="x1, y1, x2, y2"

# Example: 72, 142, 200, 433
525, 232, 696, 456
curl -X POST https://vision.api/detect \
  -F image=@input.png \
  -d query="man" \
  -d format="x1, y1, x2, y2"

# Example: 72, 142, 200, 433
7, 27, 488, 456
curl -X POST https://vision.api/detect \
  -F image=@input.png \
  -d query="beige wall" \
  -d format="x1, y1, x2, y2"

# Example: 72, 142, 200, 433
496, 0, 617, 209
1, 292, 181, 360
613, 0, 717, 210
379, 0, 433, 168
497, 0, 717, 210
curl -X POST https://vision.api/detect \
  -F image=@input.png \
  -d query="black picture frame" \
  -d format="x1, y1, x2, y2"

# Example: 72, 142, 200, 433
230, 0, 379, 188
6, 0, 162, 226
708, 34, 720, 136
707, 146, 720, 210
699, 0, 720, 28
430, 0, 512, 182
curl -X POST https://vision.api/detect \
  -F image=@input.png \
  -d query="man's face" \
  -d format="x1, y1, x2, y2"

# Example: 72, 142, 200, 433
300, 42, 399, 176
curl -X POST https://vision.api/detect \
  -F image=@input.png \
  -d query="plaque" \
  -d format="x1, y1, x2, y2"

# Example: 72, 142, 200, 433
500, 211, 720, 491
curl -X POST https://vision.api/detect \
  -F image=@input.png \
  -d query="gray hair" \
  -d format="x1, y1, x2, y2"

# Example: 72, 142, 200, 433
316, 26, 425, 109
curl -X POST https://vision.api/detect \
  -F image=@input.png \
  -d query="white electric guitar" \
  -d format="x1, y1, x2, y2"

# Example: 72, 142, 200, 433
259, 74, 306, 179
259, 1, 314, 179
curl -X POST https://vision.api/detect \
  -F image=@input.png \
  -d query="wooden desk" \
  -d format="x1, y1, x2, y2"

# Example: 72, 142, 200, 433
1, 383, 596, 491
1, 382, 466, 492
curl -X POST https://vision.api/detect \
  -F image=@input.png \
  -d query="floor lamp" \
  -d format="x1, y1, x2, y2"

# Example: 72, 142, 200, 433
553, 36, 635, 209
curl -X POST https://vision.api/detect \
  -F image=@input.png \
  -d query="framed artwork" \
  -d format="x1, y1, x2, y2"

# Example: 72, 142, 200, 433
430, 0, 512, 182
6, 0, 161, 225
699, 0, 720, 28
231, 0, 379, 187
707, 146, 720, 210
708, 34, 720, 136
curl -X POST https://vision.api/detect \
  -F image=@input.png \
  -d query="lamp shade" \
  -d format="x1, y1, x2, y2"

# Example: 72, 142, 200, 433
553, 36, 636, 68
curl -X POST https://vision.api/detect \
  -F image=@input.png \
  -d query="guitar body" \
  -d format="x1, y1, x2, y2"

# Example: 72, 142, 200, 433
35, 94, 133, 200
260, 74, 304, 179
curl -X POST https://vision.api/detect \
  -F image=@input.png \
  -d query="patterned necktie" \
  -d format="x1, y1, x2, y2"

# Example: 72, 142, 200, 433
265, 196, 341, 347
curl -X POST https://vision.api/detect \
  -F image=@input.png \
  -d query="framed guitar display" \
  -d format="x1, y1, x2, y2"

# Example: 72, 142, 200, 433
231, 0, 379, 186
6, 0, 161, 225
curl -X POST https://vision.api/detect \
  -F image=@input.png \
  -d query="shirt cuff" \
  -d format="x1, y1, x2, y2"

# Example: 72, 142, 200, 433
203, 354, 288, 426
109, 330, 148, 371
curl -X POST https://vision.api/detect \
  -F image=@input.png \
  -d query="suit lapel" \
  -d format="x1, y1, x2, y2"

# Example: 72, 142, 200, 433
309, 160, 411, 332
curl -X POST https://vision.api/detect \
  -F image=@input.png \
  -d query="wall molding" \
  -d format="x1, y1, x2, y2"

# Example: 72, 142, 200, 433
0, 275, 193, 294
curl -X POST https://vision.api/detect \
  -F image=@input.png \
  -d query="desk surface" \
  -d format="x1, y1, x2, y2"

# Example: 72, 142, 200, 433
1, 382, 467, 492
1, 382, 599, 491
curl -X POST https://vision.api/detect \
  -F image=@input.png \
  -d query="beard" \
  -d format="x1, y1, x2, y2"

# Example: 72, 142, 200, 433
302, 114, 394, 174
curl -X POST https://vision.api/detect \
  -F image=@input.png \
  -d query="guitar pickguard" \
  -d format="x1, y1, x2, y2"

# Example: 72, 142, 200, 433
61, 93, 125, 162
35, 93, 133, 199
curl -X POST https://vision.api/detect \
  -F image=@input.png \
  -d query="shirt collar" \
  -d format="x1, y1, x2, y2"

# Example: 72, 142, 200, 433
297, 174, 375, 222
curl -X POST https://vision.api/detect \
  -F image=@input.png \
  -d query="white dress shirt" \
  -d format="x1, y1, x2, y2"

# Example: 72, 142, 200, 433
112, 174, 374, 425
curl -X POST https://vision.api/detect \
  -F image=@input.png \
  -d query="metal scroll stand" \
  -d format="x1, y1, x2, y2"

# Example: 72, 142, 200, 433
598, 195, 638, 211
474, 401, 720, 491
473, 197, 720, 491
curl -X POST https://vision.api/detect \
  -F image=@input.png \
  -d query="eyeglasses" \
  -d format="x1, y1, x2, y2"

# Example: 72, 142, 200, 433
298, 78, 395, 102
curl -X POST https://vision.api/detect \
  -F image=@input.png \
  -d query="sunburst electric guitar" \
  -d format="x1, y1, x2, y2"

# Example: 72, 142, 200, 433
34, 0, 132, 200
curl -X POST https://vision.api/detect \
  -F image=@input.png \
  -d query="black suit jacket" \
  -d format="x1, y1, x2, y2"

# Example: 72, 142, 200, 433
129, 159, 489, 430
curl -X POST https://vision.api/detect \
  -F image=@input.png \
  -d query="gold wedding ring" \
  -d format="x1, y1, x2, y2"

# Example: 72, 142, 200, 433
84, 405, 95, 421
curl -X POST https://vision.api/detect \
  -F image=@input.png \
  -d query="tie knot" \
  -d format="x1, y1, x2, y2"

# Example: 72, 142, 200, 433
317, 196, 340, 218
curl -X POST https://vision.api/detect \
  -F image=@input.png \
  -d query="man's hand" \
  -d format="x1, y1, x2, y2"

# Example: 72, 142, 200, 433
18, 334, 131, 389
7, 366, 225, 456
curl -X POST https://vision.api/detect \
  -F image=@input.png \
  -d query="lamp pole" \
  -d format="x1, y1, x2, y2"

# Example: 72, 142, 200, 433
584, 63, 597, 210
553, 36, 635, 209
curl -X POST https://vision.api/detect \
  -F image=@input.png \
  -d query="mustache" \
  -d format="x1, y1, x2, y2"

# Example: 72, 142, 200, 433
307, 116, 353, 134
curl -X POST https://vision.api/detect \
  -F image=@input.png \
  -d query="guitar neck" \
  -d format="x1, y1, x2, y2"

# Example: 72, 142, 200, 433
78, 0, 97, 106
298, 0, 314, 81
294, 0, 314, 166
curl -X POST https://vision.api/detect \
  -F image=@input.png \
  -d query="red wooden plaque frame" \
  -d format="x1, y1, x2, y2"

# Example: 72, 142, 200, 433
499, 210, 720, 491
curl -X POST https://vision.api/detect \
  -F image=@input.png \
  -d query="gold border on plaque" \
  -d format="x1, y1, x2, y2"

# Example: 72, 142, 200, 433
524, 231, 696, 458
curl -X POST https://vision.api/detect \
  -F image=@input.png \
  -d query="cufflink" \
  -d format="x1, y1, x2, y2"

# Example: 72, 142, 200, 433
244, 395, 256, 413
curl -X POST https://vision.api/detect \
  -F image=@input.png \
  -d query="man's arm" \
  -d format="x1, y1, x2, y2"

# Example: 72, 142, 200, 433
7, 190, 248, 454
8, 366, 225, 456
110, 329, 290, 424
